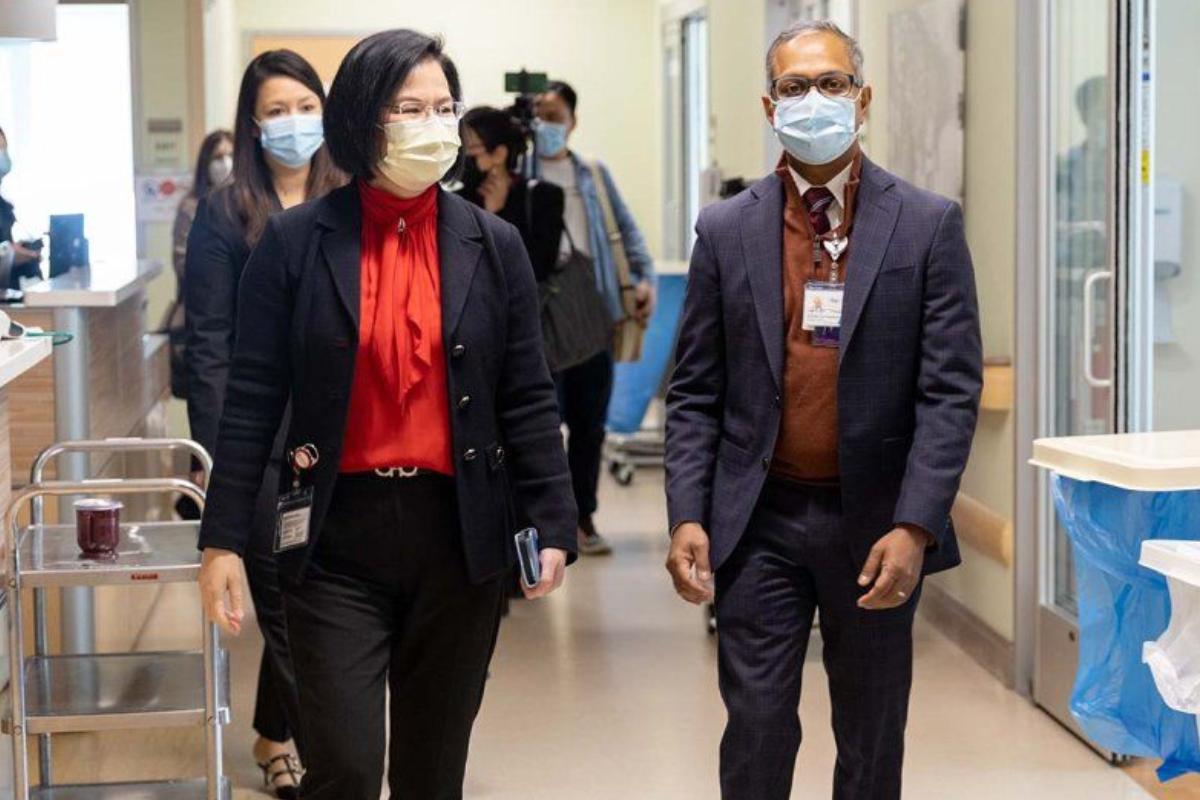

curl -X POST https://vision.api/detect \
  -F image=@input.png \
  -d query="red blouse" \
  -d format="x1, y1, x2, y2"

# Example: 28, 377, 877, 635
339, 180, 454, 475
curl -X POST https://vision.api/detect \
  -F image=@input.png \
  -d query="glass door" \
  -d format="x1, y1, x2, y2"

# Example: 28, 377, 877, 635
1045, 0, 1114, 617
1035, 0, 1153, 750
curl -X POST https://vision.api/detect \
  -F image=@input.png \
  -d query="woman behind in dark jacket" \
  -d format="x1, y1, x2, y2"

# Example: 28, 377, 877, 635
184, 49, 344, 798
457, 106, 564, 281
196, 30, 576, 800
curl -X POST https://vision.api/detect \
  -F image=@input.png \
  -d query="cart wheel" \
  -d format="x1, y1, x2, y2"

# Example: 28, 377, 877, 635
611, 462, 635, 486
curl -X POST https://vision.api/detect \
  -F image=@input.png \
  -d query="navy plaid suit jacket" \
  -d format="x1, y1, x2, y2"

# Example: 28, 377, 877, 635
665, 157, 982, 575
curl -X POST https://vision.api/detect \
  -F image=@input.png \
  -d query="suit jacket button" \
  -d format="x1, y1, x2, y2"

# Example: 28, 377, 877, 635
463, 448, 478, 462
451, 344, 466, 359
458, 395, 472, 410
773, 395, 781, 408
496, 446, 505, 463
761, 457, 770, 471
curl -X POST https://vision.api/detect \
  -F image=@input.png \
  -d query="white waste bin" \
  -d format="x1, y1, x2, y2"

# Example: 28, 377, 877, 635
1141, 541, 1200, 717
1031, 430, 1200, 780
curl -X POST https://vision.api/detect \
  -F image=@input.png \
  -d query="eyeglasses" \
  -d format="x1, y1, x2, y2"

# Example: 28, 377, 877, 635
384, 101, 468, 123
770, 72, 863, 101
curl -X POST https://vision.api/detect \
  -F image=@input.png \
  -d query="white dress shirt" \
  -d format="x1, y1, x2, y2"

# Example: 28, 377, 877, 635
786, 160, 854, 231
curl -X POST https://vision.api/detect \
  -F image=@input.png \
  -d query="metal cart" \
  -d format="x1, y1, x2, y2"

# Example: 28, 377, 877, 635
2, 438, 229, 799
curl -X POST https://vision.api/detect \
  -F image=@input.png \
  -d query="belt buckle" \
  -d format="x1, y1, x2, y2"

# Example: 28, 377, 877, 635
374, 466, 420, 479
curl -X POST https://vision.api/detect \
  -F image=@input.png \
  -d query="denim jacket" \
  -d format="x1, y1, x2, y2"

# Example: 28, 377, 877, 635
548, 152, 656, 321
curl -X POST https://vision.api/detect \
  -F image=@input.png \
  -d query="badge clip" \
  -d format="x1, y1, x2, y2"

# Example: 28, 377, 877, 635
822, 236, 849, 283
288, 444, 319, 489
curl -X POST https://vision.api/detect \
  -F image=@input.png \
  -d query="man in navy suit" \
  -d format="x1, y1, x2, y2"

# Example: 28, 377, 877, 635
664, 20, 982, 800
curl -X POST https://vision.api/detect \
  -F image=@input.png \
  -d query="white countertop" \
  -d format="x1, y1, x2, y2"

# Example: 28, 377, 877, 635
21, 260, 164, 308
0, 337, 51, 389
1030, 431, 1200, 491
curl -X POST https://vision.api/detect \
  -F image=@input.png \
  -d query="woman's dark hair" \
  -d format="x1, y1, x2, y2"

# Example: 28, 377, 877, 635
188, 129, 233, 200
222, 49, 344, 247
545, 80, 578, 115
463, 106, 526, 171
324, 29, 463, 179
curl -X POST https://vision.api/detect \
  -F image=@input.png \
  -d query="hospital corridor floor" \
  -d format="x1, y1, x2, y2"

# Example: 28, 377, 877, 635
40, 470, 1191, 798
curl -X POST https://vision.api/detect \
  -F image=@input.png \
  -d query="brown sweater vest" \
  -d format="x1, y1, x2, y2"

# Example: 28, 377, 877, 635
769, 154, 862, 483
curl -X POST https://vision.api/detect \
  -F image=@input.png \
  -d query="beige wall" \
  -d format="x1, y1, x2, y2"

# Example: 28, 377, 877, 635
134, 0, 200, 439
708, 0, 768, 181
858, 0, 1018, 639
1153, 0, 1200, 431
206, 0, 664, 259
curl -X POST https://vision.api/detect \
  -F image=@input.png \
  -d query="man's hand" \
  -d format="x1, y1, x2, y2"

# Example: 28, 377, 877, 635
666, 522, 714, 604
857, 525, 931, 610
199, 547, 247, 635
522, 547, 567, 600
634, 281, 656, 325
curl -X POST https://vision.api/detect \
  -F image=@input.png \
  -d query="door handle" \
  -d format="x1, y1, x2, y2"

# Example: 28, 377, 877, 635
1082, 269, 1113, 389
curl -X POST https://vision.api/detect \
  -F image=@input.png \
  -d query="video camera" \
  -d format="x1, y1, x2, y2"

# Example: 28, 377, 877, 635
504, 70, 549, 177
504, 69, 549, 135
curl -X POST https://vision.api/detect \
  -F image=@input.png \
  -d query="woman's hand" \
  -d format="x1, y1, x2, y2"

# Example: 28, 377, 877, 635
479, 170, 512, 214
12, 243, 40, 266
522, 547, 567, 600
199, 547, 248, 635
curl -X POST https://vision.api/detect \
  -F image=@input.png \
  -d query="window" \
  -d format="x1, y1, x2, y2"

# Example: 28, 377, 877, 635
0, 4, 136, 272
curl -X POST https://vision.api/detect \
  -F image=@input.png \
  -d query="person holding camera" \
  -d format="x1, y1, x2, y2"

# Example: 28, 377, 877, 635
534, 80, 657, 556
458, 105, 564, 281
0, 125, 45, 289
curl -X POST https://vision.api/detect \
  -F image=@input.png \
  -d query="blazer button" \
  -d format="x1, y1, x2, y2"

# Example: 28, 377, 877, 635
463, 448, 478, 462
451, 344, 466, 359
773, 394, 781, 408
458, 395, 472, 410
761, 457, 770, 471
495, 446, 506, 464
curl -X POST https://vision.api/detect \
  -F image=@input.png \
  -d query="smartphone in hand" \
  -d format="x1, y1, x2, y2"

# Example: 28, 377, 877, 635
515, 528, 541, 589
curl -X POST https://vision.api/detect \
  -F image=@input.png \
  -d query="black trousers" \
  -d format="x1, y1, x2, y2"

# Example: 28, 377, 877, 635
246, 458, 304, 750
554, 349, 613, 519
283, 473, 505, 800
715, 479, 920, 800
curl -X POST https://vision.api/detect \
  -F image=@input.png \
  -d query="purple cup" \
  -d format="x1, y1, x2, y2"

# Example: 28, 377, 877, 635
74, 499, 122, 558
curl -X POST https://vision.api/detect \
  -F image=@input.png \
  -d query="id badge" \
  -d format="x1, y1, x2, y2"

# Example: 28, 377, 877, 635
274, 486, 314, 553
802, 280, 843, 348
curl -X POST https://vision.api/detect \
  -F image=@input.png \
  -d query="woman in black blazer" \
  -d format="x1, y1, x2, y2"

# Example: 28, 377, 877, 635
457, 106, 564, 281
197, 30, 577, 800
185, 49, 344, 797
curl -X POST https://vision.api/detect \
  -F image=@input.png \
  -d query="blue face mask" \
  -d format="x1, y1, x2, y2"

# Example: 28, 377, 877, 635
535, 120, 569, 158
772, 92, 859, 166
257, 114, 324, 168
0, 150, 10, 180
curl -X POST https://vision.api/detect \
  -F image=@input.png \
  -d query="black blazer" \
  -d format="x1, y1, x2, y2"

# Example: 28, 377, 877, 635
197, 183, 578, 584
665, 158, 982, 576
183, 188, 255, 457
457, 178, 565, 283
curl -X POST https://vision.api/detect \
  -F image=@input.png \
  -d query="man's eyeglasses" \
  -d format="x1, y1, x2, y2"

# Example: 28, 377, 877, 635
384, 101, 468, 123
770, 72, 863, 101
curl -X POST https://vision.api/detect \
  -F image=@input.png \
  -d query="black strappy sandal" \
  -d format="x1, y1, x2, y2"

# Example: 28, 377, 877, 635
258, 752, 303, 799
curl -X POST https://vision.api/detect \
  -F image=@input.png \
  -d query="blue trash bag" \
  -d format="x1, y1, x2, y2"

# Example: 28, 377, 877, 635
1051, 474, 1200, 781
607, 274, 686, 435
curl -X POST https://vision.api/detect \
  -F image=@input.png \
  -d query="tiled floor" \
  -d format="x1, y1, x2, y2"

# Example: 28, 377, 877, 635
35, 469, 1176, 798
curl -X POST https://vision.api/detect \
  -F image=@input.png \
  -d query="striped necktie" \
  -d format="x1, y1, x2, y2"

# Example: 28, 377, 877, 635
802, 186, 835, 236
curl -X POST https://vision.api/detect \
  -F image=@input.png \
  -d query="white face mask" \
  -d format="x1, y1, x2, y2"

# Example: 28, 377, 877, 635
208, 154, 233, 186
377, 117, 461, 195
